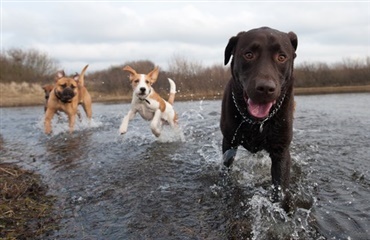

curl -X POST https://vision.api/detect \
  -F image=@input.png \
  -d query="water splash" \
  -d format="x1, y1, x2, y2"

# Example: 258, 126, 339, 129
35, 114, 102, 136
158, 125, 185, 143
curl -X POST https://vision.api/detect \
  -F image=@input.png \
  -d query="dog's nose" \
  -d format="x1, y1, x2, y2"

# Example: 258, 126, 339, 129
140, 87, 146, 93
256, 81, 276, 96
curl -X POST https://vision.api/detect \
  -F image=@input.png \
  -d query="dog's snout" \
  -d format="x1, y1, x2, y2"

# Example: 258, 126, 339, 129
256, 80, 276, 96
63, 88, 74, 95
139, 87, 146, 93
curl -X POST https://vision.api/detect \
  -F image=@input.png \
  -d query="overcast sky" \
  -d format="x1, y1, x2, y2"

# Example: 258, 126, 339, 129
1, 1, 369, 73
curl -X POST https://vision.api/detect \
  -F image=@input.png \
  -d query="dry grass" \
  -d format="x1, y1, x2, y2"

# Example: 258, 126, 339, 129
0, 163, 58, 239
294, 85, 370, 95
1, 82, 369, 108
0, 82, 45, 107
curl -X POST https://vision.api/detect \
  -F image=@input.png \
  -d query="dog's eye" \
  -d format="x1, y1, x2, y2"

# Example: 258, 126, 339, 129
61, 84, 67, 88
244, 52, 254, 60
134, 80, 139, 83
277, 54, 287, 62
71, 85, 76, 89
145, 80, 150, 84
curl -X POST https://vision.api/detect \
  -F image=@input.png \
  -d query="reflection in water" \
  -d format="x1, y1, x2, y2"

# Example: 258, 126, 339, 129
44, 131, 93, 170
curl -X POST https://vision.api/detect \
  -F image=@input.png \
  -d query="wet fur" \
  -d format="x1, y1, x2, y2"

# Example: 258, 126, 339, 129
44, 65, 91, 134
119, 66, 177, 137
220, 27, 298, 207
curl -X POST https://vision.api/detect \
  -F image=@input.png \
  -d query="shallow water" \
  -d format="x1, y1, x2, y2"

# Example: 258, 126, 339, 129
1, 93, 369, 239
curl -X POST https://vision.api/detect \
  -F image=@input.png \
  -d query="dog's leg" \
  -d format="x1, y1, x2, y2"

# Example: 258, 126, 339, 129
119, 110, 136, 134
167, 116, 178, 130
81, 103, 92, 126
150, 110, 162, 137
56, 111, 62, 122
67, 113, 76, 133
222, 138, 237, 167
270, 149, 291, 203
44, 109, 56, 134
76, 109, 82, 121
82, 95, 92, 121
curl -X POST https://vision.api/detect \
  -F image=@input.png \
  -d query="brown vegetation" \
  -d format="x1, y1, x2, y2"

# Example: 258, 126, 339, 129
0, 163, 57, 239
294, 58, 370, 87
1, 48, 369, 108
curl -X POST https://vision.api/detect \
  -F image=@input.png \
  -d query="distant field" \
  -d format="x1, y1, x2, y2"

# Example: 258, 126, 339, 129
1, 82, 369, 108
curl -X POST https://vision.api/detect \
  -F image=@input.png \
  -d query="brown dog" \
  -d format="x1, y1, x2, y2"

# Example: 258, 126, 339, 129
42, 84, 54, 113
44, 65, 92, 134
42, 84, 81, 120
220, 27, 298, 205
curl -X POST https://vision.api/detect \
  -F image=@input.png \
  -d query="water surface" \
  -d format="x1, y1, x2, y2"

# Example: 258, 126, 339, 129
1, 93, 369, 239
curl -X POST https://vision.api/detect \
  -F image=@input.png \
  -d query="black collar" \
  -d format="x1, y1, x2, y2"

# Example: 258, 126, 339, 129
231, 90, 286, 133
138, 88, 151, 104
139, 98, 150, 104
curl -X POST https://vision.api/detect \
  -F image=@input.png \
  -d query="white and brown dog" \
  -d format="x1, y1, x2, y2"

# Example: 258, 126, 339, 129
119, 66, 177, 137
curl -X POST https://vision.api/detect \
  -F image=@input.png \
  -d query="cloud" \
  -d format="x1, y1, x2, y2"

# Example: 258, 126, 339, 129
2, 1, 369, 73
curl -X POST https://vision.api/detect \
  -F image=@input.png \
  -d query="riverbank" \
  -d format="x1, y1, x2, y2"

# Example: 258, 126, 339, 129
1, 83, 369, 108
0, 163, 57, 239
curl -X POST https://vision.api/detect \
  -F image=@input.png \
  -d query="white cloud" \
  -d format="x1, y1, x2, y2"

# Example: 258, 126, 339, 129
2, 1, 369, 73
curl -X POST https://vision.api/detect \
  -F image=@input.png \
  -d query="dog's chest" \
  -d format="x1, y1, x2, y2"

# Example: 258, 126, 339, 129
134, 100, 160, 120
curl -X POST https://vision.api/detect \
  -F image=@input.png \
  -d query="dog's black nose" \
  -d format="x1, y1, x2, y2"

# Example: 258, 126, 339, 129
140, 87, 146, 93
256, 80, 276, 96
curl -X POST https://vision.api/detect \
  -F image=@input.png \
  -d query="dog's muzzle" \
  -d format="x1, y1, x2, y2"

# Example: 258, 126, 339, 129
56, 88, 75, 103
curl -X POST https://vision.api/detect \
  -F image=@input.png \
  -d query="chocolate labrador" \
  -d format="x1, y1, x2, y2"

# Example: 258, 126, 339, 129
220, 27, 298, 203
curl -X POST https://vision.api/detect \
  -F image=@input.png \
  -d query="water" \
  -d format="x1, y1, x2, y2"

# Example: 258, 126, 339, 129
1, 93, 369, 239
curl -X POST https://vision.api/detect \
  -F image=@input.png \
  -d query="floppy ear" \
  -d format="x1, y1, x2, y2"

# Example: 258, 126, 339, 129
147, 66, 159, 84
288, 31, 298, 59
288, 31, 298, 51
123, 66, 138, 81
224, 36, 239, 65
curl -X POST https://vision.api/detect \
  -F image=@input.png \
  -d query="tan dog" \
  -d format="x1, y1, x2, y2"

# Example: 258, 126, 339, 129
42, 84, 54, 113
44, 65, 92, 134
42, 84, 82, 120
119, 66, 177, 137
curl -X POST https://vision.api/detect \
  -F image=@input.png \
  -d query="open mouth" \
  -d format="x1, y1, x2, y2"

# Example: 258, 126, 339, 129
137, 92, 146, 97
244, 95, 276, 119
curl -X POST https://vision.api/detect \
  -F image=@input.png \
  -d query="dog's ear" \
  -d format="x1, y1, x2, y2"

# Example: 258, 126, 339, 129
123, 66, 138, 81
42, 84, 53, 91
73, 73, 80, 81
224, 36, 239, 65
288, 31, 298, 57
56, 70, 65, 80
147, 66, 159, 84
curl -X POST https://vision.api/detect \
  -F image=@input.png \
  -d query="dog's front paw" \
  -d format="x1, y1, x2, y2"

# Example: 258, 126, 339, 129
119, 124, 128, 135
119, 129, 127, 135
151, 128, 161, 137
223, 148, 237, 167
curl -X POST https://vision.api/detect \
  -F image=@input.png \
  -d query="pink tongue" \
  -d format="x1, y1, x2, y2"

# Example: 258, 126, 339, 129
247, 99, 274, 119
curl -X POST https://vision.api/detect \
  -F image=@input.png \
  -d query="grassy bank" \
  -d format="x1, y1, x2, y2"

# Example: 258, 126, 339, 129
1, 82, 369, 108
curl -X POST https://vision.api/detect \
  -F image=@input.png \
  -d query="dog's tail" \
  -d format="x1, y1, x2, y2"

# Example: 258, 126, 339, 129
167, 78, 176, 105
77, 64, 89, 87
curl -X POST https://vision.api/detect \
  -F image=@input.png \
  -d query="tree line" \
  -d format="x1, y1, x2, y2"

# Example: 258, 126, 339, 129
1, 48, 369, 97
